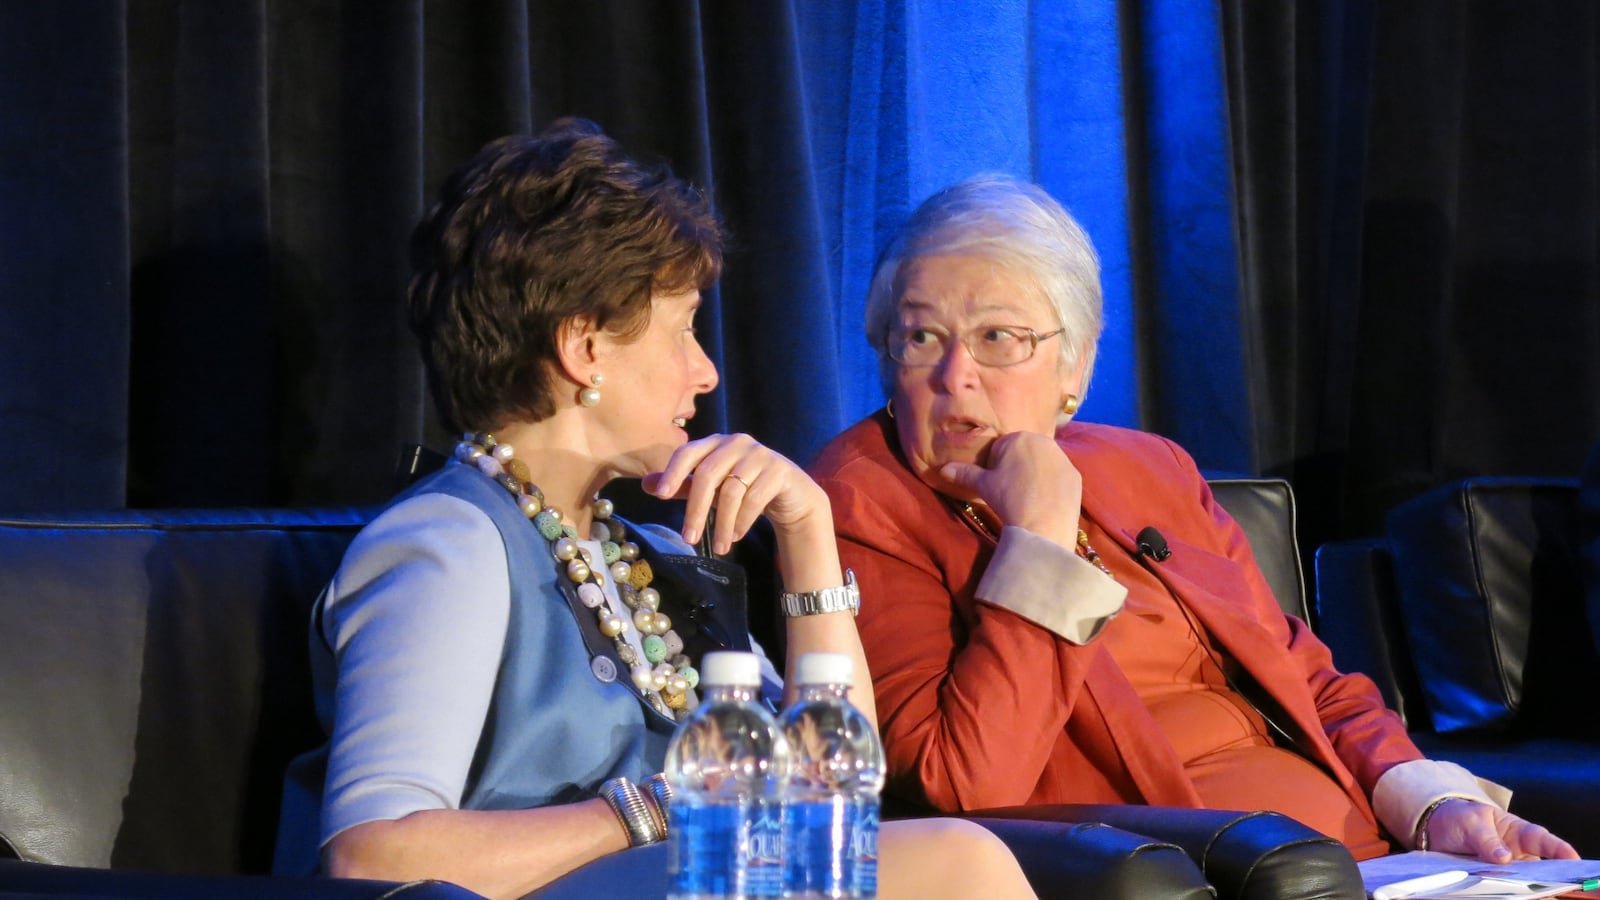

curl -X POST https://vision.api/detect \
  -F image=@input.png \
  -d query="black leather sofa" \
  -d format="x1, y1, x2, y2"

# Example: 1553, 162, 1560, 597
0, 506, 478, 899
0, 477, 1361, 899
1314, 476, 1600, 858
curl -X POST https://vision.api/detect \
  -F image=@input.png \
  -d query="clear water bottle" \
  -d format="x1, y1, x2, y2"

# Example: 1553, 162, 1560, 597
666, 650, 791, 899
779, 652, 886, 899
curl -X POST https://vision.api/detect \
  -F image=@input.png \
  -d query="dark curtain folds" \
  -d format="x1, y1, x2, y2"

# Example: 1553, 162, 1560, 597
9, 0, 819, 509
1223, 0, 1600, 550
3, 0, 1598, 557
123, 0, 432, 507
1, 3, 130, 507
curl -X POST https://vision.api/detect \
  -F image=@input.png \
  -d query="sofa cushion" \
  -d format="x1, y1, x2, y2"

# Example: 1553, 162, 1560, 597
1385, 478, 1600, 735
0, 509, 369, 873
0, 522, 147, 867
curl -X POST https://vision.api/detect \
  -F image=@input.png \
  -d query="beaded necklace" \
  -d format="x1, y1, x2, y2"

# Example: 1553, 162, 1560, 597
958, 502, 1116, 581
1074, 528, 1114, 578
454, 433, 700, 720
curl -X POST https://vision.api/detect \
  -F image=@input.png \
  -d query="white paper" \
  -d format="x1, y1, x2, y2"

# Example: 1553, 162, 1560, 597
1407, 875, 1575, 899
1360, 852, 1600, 899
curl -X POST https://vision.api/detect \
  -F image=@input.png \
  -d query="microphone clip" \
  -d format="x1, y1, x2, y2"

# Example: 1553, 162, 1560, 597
1136, 526, 1172, 561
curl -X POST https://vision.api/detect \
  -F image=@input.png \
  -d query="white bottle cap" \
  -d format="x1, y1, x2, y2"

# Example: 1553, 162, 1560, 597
699, 651, 762, 687
793, 652, 854, 686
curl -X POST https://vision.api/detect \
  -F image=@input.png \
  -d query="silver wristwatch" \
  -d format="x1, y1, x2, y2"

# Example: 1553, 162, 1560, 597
779, 569, 860, 617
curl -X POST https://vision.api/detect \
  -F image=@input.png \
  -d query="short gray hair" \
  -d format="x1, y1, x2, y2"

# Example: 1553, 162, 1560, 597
865, 174, 1103, 399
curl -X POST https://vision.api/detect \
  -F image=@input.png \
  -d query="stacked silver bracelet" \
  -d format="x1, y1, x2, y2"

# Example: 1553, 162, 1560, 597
598, 777, 664, 848
643, 772, 675, 835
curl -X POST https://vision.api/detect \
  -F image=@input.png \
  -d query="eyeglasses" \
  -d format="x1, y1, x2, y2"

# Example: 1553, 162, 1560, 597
887, 324, 1065, 369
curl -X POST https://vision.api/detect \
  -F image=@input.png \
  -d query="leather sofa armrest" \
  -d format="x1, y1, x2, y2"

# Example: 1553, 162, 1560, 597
1314, 537, 1431, 731
966, 817, 1213, 900
970, 804, 1363, 900
0, 859, 484, 899
522, 822, 1214, 900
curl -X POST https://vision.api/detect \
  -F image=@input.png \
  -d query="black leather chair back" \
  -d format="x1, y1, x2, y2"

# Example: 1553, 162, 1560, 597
1208, 477, 1308, 623
1385, 477, 1597, 735
1314, 476, 1600, 858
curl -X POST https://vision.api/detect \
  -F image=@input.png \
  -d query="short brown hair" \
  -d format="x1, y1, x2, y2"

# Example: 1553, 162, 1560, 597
408, 118, 723, 433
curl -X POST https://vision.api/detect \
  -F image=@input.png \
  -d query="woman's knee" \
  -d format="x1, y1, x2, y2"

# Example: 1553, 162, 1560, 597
879, 818, 1034, 899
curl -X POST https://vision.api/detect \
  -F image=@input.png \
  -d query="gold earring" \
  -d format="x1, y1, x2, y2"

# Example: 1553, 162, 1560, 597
579, 374, 603, 408
885, 398, 896, 419
1061, 394, 1079, 416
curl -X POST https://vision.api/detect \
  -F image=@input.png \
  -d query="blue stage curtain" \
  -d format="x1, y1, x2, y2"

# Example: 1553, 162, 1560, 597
794, 0, 1243, 466
1, 0, 1244, 509
1, 0, 1595, 550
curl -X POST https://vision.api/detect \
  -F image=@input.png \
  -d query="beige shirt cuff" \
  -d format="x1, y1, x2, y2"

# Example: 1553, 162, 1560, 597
1371, 758, 1512, 848
976, 525, 1126, 644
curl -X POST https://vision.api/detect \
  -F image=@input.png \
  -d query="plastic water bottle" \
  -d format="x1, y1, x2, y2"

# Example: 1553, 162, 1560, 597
779, 653, 886, 899
666, 650, 791, 899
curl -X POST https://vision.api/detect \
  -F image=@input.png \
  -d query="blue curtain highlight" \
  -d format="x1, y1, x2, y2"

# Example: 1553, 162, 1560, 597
796, 0, 1242, 464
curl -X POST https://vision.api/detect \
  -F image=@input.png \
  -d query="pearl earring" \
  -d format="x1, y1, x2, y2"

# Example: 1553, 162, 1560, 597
1061, 393, 1080, 416
579, 374, 603, 408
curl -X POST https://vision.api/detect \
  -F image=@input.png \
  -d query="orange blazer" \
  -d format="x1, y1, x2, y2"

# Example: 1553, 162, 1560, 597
810, 412, 1421, 833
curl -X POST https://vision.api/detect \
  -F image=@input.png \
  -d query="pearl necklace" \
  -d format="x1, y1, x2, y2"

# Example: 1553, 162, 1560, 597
454, 433, 700, 720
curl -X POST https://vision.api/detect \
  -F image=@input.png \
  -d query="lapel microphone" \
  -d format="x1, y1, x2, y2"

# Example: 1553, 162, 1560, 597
1136, 526, 1172, 561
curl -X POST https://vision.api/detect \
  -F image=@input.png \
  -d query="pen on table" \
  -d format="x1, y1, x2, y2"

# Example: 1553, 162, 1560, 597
1371, 869, 1471, 900
1582, 877, 1600, 891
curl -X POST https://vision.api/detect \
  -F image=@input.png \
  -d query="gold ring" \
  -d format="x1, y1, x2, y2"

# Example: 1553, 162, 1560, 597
724, 473, 752, 489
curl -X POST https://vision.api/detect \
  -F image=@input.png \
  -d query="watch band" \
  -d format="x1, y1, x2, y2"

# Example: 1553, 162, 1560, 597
598, 777, 664, 847
780, 569, 860, 617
